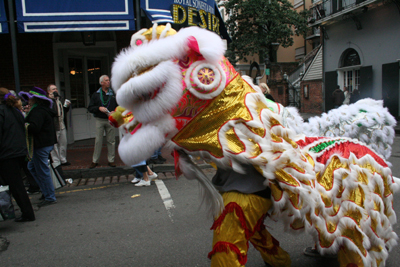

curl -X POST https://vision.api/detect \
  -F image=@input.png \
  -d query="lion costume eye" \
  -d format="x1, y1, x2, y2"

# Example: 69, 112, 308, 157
130, 28, 148, 48
185, 61, 226, 100
135, 39, 143, 46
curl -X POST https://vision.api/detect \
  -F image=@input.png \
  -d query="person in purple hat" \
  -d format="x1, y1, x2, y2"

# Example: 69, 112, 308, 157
0, 87, 36, 222
19, 87, 58, 207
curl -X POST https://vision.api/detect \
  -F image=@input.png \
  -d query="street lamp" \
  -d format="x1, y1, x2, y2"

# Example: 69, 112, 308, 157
264, 42, 280, 83
271, 42, 280, 51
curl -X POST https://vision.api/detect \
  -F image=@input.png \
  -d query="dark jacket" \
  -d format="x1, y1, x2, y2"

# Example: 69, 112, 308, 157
50, 97, 70, 131
87, 88, 118, 119
332, 89, 345, 106
0, 104, 27, 161
264, 93, 275, 102
25, 104, 57, 149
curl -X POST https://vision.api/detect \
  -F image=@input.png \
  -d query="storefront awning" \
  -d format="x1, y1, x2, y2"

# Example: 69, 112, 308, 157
140, 0, 230, 42
15, 0, 135, 33
0, 0, 8, 33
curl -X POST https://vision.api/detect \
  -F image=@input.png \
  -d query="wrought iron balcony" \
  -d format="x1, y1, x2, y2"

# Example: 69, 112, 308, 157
308, 0, 381, 26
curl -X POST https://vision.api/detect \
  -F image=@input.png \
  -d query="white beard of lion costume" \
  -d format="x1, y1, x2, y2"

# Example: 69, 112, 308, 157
110, 23, 399, 267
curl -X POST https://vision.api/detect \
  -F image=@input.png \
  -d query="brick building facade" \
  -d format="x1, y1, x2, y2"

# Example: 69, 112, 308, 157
267, 63, 298, 107
300, 80, 323, 114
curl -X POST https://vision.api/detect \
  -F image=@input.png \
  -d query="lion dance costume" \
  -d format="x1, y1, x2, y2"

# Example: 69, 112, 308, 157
109, 24, 399, 267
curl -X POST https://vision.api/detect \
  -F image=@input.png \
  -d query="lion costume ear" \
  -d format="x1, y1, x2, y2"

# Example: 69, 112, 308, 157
183, 27, 226, 64
187, 36, 201, 55
130, 29, 148, 47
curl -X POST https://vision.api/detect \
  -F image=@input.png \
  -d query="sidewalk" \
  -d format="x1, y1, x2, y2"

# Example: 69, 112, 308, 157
62, 136, 212, 182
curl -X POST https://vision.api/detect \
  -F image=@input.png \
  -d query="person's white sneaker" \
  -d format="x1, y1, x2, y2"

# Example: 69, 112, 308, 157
131, 177, 142, 184
148, 173, 158, 181
134, 180, 151, 187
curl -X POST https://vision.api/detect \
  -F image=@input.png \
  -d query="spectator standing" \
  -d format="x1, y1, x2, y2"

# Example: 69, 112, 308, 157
87, 75, 118, 168
0, 87, 35, 222
19, 87, 57, 207
131, 164, 158, 186
47, 84, 71, 167
9, 90, 41, 194
343, 86, 351, 105
331, 86, 345, 108
259, 83, 275, 102
148, 147, 167, 164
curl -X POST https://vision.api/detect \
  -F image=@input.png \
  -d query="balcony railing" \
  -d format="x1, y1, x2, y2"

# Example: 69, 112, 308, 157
309, 0, 378, 25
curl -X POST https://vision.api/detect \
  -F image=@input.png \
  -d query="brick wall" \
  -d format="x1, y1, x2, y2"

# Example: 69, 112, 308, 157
115, 31, 134, 52
0, 31, 134, 92
300, 79, 323, 114
0, 33, 54, 91
267, 63, 298, 106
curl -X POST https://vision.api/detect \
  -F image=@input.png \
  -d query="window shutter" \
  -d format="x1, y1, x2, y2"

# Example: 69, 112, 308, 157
351, 65, 372, 103
324, 71, 337, 111
382, 62, 399, 118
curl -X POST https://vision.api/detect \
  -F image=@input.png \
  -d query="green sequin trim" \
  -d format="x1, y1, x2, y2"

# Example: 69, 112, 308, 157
309, 139, 340, 153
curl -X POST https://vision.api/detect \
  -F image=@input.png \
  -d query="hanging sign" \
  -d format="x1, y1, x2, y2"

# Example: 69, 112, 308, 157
171, 1, 219, 35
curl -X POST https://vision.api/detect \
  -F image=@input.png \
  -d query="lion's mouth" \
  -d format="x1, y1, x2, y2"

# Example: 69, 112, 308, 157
127, 64, 157, 81
124, 63, 166, 103
124, 119, 142, 136
137, 64, 157, 76
137, 85, 163, 102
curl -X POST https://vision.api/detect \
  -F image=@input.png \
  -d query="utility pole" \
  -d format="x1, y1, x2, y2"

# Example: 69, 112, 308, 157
7, 0, 20, 92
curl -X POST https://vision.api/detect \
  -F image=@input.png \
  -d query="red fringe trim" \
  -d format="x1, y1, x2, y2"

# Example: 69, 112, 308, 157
211, 202, 268, 240
208, 241, 247, 265
210, 202, 280, 258
211, 202, 251, 239
251, 233, 280, 255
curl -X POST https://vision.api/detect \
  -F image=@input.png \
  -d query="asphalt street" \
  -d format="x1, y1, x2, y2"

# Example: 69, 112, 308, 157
1, 137, 400, 266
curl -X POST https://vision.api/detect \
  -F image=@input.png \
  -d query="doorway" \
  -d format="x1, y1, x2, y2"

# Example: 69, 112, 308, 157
53, 31, 117, 143
68, 56, 108, 140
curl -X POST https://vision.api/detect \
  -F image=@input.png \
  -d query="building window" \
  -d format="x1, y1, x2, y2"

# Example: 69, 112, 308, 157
342, 69, 360, 93
295, 46, 305, 61
339, 48, 361, 93
342, 49, 360, 67
303, 85, 309, 99
294, 0, 303, 9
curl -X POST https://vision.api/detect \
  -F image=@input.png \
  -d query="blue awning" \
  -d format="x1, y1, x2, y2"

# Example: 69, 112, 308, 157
140, 0, 175, 24
15, 0, 135, 33
0, 0, 8, 33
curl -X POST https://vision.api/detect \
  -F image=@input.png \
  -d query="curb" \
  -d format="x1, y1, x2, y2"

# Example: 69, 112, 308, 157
63, 163, 214, 179
57, 167, 217, 189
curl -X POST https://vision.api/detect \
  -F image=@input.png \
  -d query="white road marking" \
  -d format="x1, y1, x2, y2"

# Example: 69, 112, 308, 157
155, 179, 175, 222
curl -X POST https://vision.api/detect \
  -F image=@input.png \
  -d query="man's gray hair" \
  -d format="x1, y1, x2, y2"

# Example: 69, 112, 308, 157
47, 84, 56, 92
99, 75, 109, 84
